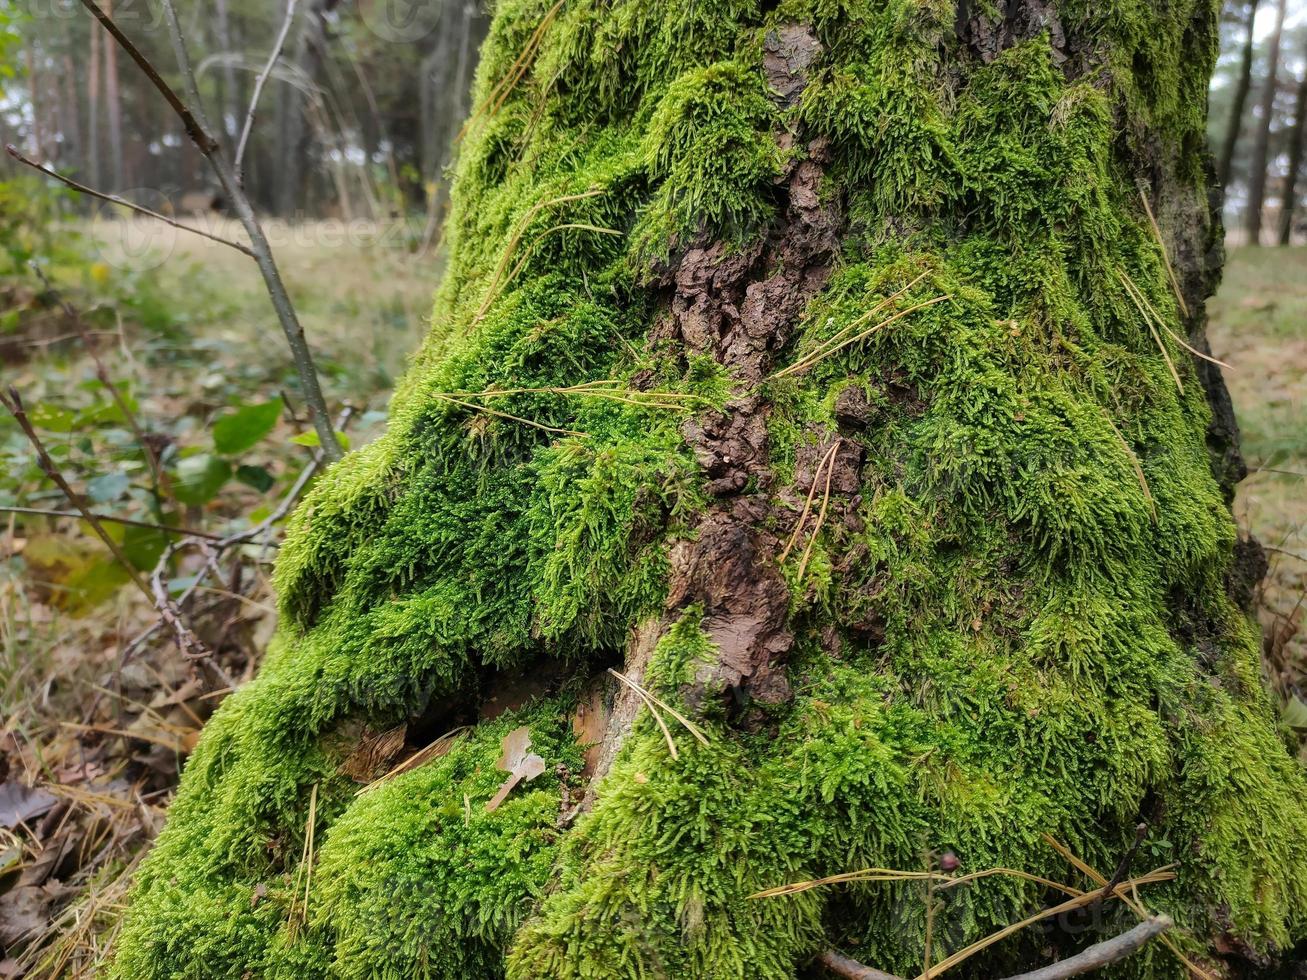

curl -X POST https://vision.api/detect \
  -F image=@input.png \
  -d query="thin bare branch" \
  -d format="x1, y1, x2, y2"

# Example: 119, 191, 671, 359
816, 913, 1174, 980
234, 0, 298, 181
118, 405, 354, 667
1000, 916, 1173, 980
4, 145, 254, 256
1090, 822, 1148, 915
1, 386, 152, 600
0, 506, 222, 542
148, 540, 215, 663
73, 0, 343, 461
75, 0, 217, 153
817, 950, 905, 980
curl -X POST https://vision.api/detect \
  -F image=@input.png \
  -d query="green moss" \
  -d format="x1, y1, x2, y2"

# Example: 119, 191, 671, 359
114, 0, 1307, 977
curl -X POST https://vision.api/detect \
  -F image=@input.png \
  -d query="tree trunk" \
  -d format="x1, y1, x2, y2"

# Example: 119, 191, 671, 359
87, 20, 101, 191
1246, 0, 1287, 245
213, 0, 243, 145
114, 3, 1307, 979
1218, 0, 1259, 189
103, 0, 124, 189
25, 43, 43, 160
1277, 46, 1307, 246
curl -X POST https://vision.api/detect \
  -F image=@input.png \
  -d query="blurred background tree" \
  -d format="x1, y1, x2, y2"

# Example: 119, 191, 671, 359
1211, 0, 1307, 241
0, 0, 487, 225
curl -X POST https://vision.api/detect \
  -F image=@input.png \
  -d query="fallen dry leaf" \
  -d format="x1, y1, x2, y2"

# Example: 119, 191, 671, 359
0, 885, 53, 948
485, 726, 546, 813
0, 781, 58, 830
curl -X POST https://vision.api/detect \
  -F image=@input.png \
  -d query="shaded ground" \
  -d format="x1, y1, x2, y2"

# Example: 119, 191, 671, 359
0, 233, 1302, 976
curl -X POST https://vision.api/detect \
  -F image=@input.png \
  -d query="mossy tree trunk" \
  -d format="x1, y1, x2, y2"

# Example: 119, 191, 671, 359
115, 2, 1307, 978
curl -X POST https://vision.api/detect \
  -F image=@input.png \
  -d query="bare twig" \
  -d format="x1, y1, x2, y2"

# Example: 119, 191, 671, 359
1, 386, 152, 600
0, 506, 222, 542
118, 405, 354, 668
1000, 916, 1173, 980
77, 0, 215, 152
817, 950, 905, 980
148, 540, 214, 662
75, 0, 342, 461
915, 869, 1175, 979
1042, 834, 1215, 980
234, 0, 298, 181
818, 912, 1174, 980
1090, 823, 1148, 914
4, 145, 254, 256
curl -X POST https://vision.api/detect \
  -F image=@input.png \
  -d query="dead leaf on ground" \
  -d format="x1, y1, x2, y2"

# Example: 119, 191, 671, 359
485, 726, 546, 813
0, 782, 58, 830
0, 885, 55, 948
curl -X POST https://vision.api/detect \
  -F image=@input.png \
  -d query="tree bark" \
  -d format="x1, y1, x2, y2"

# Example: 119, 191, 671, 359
115, 2, 1307, 978
1246, 0, 1288, 244
1277, 44, 1307, 245
1218, 0, 1259, 189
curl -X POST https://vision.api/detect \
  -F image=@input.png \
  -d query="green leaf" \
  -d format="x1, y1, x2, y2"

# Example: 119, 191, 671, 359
1284, 695, 1307, 732
121, 525, 170, 571
28, 402, 77, 433
290, 430, 350, 450
212, 401, 282, 455
174, 454, 231, 506
236, 464, 275, 493
86, 472, 130, 503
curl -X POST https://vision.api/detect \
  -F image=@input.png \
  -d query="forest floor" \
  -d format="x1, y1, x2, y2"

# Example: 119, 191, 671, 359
0, 229, 1303, 976
1209, 247, 1307, 734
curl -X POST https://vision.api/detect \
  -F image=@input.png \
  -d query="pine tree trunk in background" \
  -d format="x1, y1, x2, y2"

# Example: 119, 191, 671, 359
213, 0, 242, 145
103, 0, 124, 189
60, 49, 81, 168
1218, 0, 1260, 189
1247, 0, 1287, 244
114, 2, 1307, 978
1277, 48, 1307, 246
276, 0, 340, 215
25, 44, 43, 159
86, 22, 101, 191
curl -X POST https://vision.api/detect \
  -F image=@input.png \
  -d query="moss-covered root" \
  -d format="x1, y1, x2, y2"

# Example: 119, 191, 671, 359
113, 0, 1307, 977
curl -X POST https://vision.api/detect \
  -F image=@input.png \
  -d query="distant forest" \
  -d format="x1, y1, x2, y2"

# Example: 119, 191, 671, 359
1, 0, 488, 225
3, 0, 1307, 242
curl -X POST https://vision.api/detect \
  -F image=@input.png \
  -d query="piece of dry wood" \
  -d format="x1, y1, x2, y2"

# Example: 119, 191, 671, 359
817, 949, 905, 980
818, 915, 1172, 980
1000, 915, 1173, 980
